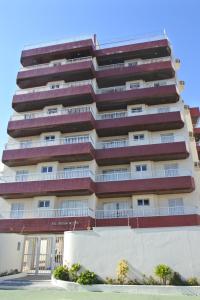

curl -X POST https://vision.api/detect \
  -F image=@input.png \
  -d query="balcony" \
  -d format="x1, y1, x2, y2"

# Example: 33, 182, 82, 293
96, 111, 184, 136
96, 140, 189, 165
12, 80, 96, 112
95, 169, 195, 197
0, 170, 95, 199
96, 57, 175, 88
194, 126, 200, 140
96, 37, 171, 64
8, 107, 95, 138
3, 136, 95, 167
21, 37, 95, 66
17, 57, 95, 89
96, 79, 179, 110
0, 206, 198, 233
190, 107, 200, 126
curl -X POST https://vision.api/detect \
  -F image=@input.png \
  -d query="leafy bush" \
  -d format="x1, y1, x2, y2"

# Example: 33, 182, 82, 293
154, 264, 173, 285
116, 259, 129, 284
69, 263, 81, 282
186, 277, 199, 286
169, 272, 186, 286
53, 265, 69, 281
76, 270, 98, 285
142, 274, 159, 285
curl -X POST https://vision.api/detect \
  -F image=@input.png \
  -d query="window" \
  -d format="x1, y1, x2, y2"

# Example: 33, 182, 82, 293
157, 107, 170, 113
136, 165, 147, 172
164, 163, 178, 177
137, 199, 150, 206
168, 198, 184, 215
130, 82, 140, 89
103, 201, 131, 218
52, 62, 62, 67
61, 200, 88, 216
41, 166, 53, 173
50, 84, 60, 89
20, 140, 32, 149
131, 107, 143, 114
44, 135, 55, 142
127, 61, 138, 67
15, 170, 28, 182
10, 203, 24, 218
133, 134, 144, 141
63, 166, 89, 178
102, 168, 129, 181
38, 200, 50, 208
47, 108, 58, 115
160, 133, 174, 143
17, 242, 21, 251
102, 139, 127, 149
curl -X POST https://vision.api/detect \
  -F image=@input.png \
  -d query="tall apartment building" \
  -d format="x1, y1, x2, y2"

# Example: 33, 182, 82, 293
0, 33, 200, 277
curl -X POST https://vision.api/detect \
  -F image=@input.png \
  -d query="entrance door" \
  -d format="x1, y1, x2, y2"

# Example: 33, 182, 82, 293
22, 236, 64, 274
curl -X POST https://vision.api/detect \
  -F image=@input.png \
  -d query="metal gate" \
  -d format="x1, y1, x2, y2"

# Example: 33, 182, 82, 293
22, 235, 64, 274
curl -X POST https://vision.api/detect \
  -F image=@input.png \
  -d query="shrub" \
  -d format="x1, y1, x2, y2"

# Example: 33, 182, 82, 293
142, 274, 159, 285
186, 277, 199, 286
154, 264, 173, 285
53, 265, 69, 281
76, 270, 98, 285
116, 259, 129, 284
169, 272, 186, 286
69, 263, 81, 282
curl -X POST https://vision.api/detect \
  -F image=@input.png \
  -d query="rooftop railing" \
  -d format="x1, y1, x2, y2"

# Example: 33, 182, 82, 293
0, 205, 197, 220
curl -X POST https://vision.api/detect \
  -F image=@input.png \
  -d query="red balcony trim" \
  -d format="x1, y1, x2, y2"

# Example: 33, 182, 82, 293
95, 39, 171, 61
21, 39, 95, 66
8, 112, 95, 138
96, 111, 184, 136
17, 61, 95, 89
96, 176, 195, 197
96, 142, 189, 165
0, 217, 94, 233
0, 214, 199, 234
12, 84, 96, 112
96, 61, 175, 87
3, 143, 95, 167
0, 178, 95, 199
96, 85, 179, 110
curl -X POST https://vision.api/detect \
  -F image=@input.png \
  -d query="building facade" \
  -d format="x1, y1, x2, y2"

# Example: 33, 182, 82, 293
0, 33, 200, 277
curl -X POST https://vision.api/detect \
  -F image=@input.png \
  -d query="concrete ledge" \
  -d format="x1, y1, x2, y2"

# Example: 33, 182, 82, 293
0, 272, 27, 281
52, 277, 200, 296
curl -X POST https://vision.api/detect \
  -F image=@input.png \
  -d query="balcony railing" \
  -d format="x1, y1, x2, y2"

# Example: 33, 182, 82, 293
95, 169, 191, 182
0, 205, 197, 220
0, 169, 94, 183
20, 56, 93, 72
10, 105, 94, 121
15, 79, 96, 95
97, 57, 171, 71
95, 206, 197, 219
5, 134, 184, 151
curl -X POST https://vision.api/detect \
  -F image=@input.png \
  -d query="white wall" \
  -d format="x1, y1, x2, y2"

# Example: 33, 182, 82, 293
0, 234, 24, 273
64, 226, 200, 279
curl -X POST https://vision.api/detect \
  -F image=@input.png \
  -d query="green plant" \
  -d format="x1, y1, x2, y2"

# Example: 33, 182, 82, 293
142, 274, 159, 285
76, 270, 98, 285
169, 272, 186, 286
154, 264, 173, 285
116, 259, 129, 284
53, 265, 69, 281
69, 263, 81, 282
186, 277, 199, 286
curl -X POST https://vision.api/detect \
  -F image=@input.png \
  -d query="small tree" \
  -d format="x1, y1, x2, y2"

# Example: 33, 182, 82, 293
155, 264, 173, 285
117, 260, 129, 284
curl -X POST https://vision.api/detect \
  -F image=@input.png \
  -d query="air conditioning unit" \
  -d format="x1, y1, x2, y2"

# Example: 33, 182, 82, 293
184, 105, 190, 109
175, 58, 181, 64
174, 58, 181, 70
179, 80, 185, 86
194, 162, 200, 168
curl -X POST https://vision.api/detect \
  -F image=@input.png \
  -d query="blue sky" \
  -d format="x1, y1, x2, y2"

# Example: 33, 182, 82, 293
0, 0, 200, 159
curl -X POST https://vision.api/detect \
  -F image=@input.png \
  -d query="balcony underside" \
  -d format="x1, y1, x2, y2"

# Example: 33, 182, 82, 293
96, 176, 195, 198
17, 61, 95, 89
0, 217, 93, 233
12, 85, 95, 112
96, 142, 189, 165
96, 85, 179, 111
3, 143, 95, 167
190, 107, 200, 126
96, 39, 171, 64
0, 214, 198, 233
8, 112, 95, 138
0, 178, 95, 199
96, 111, 184, 137
21, 39, 95, 66
194, 128, 200, 140
96, 61, 175, 88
